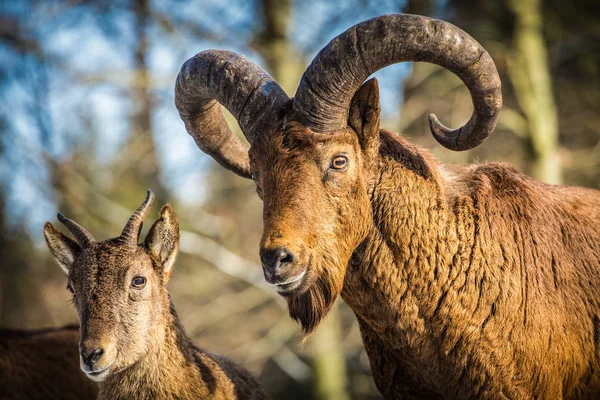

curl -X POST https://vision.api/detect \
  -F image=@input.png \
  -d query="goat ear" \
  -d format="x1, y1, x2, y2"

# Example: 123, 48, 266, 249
145, 204, 179, 282
348, 78, 380, 159
44, 222, 81, 275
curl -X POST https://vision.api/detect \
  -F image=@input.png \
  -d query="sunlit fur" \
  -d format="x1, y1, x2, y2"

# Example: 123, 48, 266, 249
251, 79, 600, 398
251, 124, 372, 334
44, 204, 268, 400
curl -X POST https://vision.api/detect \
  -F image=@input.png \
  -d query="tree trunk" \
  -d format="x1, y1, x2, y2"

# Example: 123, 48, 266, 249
508, 0, 561, 184
252, 0, 303, 95
308, 306, 350, 400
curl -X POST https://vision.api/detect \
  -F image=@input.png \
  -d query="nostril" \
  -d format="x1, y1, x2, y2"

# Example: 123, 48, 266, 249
82, 348, 104, 366
89, 348, 104, 363
260, 247, 296, 274
260, 248, 281, 268
279, 250, 294, 265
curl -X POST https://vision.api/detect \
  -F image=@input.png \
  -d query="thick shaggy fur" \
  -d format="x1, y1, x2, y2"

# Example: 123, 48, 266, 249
342, 130, 600, 398
249, 80, 600, 398
0, 325, 98, 400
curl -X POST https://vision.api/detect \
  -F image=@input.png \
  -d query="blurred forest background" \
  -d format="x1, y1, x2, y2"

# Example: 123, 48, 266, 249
0, 0, 598, 398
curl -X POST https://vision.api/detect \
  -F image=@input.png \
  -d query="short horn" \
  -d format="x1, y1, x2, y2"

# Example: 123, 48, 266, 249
293, 14, 502, 151
57, 213, 95, 247
119, 190, 155, 247
175, 50, 290, 178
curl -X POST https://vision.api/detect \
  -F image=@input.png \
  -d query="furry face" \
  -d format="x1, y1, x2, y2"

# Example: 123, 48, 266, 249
65, 243, 167, 381
250, 108, 377, 334
44, 199, 180, 383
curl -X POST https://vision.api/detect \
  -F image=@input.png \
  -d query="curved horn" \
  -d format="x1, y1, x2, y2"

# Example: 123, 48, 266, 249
293, 14, 502, 151
57, 213, 95, 247
175, 50, 290, 178
119, 190, 155, 247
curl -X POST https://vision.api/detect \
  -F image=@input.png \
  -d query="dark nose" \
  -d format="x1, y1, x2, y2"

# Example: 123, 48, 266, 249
260, 247, 295, 281
81, 347, 104, 368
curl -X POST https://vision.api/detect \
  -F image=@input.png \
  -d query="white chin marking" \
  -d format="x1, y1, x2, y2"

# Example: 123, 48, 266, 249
84, 368, 110, 382
275, 271, 306, 292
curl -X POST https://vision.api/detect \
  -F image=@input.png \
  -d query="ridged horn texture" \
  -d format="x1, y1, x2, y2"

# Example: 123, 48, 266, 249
119, 190, 155, 247
293, 14, 502, 151
175, 50, 290, 178
57, 213, 95, 248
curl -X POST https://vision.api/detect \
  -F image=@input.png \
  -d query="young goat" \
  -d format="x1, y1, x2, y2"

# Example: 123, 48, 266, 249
43, 190, 269, 400
0, 325, 98, 400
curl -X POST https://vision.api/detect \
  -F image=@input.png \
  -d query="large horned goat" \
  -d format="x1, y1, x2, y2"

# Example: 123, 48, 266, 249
175, 14, 600, 399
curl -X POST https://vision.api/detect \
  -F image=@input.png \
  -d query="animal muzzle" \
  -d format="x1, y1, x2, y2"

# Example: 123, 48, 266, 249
81, 346, 104, 368
260, 246, 308, 292
79, 337, 116, 378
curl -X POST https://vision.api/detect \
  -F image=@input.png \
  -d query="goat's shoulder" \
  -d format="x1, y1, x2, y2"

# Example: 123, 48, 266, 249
442, 161, 600, 211
191, 346, 269, 400
166, 302, 268, 398
439, 161, 530, 198
378, 129, 439, 180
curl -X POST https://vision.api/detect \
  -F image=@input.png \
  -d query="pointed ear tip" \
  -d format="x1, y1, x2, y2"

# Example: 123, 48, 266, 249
354, 78, 379, 103
159, 204, 179, 225
160, 203, 175, 215
44, 222, 56, 232
367, 78, 380, 96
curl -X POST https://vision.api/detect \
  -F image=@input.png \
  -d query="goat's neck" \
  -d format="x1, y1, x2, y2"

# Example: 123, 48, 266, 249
98, 300, 207, 400
342, 143, 457, 357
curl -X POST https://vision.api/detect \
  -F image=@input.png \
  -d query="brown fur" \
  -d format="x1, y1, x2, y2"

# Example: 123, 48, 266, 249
249, 79, 600, 398
0, 325, 98, 400
44, 201, 269, 400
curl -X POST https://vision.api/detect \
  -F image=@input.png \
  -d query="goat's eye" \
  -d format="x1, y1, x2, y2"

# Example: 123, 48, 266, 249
330, 155, 348, 171
66, 284, 75, 296
131, 276, 146, 289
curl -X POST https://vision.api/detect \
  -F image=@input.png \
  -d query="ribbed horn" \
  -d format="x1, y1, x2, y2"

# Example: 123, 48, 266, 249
293, 14, 502, 151
175, 50, 290, 178
119, 190, 155, 247
57, 213, 95, 248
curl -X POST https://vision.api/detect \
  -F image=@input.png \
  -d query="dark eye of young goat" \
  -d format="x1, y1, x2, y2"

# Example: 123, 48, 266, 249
131, 276, 146, 289
330, 155, 348, 171
66, 284, 75, 296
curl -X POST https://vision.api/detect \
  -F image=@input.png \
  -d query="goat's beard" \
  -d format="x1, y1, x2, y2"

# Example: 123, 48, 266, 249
285, 262, 345, 335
